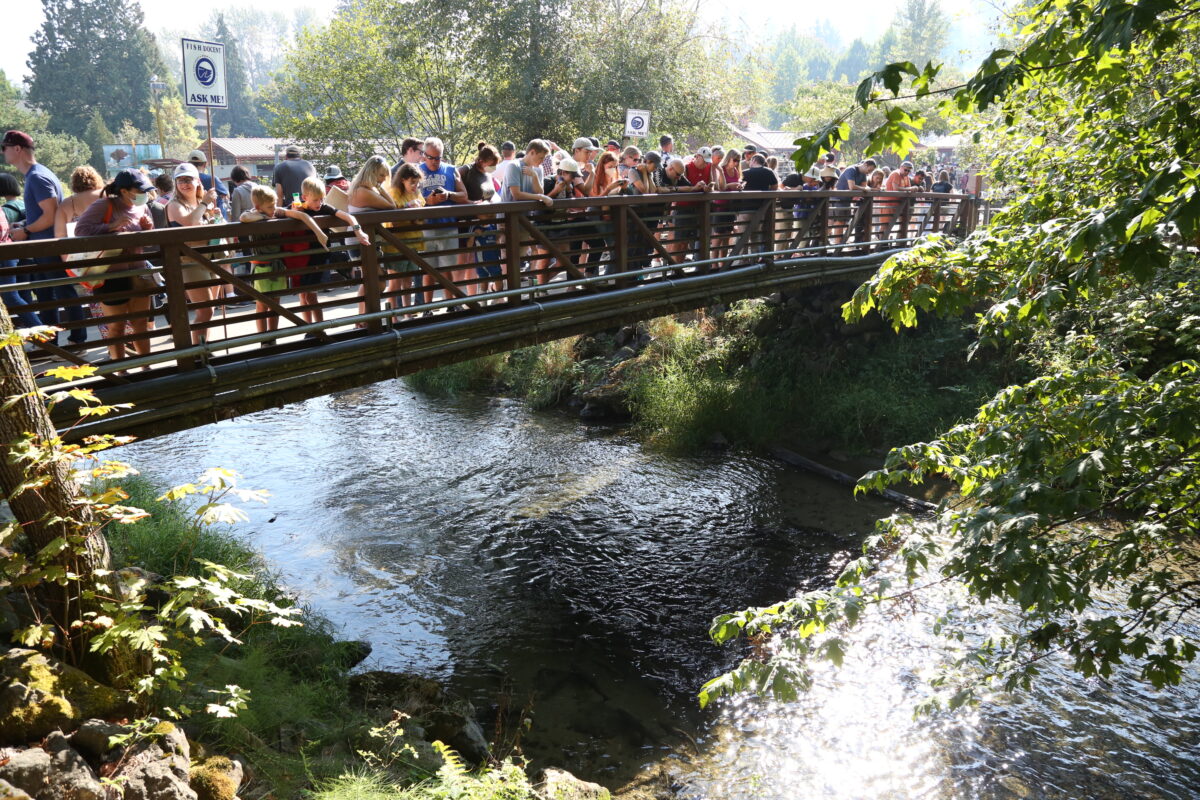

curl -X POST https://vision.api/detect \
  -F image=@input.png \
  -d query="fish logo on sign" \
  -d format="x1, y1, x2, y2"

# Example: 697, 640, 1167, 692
195, 57, 216, 87
630, 115, 645, 132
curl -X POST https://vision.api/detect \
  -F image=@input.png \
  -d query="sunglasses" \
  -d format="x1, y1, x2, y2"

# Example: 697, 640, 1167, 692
423, 153, 442, 161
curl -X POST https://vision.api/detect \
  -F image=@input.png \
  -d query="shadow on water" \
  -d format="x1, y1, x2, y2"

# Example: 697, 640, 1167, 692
124, 380, 1200, 798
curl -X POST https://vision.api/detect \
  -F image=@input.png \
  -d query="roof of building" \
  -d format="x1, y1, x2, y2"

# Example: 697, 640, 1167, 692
727, 122, 802, 154
197, 138, 293, 161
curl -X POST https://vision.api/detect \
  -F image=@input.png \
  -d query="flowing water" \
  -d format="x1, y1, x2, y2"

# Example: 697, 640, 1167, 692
123, 382, 1200, 799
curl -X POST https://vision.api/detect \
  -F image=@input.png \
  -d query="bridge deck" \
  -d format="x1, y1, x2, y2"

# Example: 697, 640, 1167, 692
0, 190, 976, 441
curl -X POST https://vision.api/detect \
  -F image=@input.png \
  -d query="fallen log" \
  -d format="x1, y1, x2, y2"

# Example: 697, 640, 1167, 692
769, 446, 937, 514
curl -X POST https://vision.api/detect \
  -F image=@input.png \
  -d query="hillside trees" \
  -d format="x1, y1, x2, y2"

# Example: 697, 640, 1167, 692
703, 0, 1200, 708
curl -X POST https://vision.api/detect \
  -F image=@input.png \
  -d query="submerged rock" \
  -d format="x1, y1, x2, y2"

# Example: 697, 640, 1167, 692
348, 671, 491, 764
0, 648, 134, 746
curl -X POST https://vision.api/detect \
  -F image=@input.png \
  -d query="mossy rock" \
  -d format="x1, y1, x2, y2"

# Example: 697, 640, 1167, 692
540, 768, 611, 800
0, 648, 134, 746
190, 755, 242, 800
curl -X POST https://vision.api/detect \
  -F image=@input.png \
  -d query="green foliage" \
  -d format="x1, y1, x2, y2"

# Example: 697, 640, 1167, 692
706, 0, 1200, 712
624, 305, 1013, 452
311, 761, 536, 800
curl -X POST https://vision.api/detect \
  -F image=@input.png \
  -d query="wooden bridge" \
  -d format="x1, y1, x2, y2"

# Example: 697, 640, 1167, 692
0, 190, 977, 442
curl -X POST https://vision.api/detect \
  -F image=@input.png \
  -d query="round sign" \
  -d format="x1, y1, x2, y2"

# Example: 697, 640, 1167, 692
630, 115, 645, 131
195, 57, 217, 87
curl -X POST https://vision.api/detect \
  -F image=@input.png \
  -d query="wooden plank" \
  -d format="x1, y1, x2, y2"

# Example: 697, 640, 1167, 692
177, 243, 324, 338
846, 197, 872, 249
613, 205, 630, 288
762, 197, 777, 266
160, 242, 196, 371
897, 196, 914, 245
625, 210, 682, 269
503, 211, 523, 305
942, 198, 967, 235
373, 227, 481, 311
786, 198, 825, 254
357, 224, 383, 332
725, 201, 771, 261
516, 214, 591, 284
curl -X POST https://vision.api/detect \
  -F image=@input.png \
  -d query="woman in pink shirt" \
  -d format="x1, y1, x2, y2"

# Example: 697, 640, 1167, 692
74, 169, 156, 364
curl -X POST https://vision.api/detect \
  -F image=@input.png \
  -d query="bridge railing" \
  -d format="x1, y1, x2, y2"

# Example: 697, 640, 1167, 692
0, 190, 975, 384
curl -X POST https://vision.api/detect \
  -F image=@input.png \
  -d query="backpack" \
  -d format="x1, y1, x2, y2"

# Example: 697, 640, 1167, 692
2, 200, 25, 225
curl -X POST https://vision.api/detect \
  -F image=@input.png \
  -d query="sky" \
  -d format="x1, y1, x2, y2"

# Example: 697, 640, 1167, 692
4, 0, 1004, 88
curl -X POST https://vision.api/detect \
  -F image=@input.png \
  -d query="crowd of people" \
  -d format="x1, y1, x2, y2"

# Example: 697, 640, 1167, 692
1, 128, 970, 363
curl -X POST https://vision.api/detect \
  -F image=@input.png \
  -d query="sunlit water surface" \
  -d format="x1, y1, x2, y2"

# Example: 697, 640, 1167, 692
123, 382, 1200, 798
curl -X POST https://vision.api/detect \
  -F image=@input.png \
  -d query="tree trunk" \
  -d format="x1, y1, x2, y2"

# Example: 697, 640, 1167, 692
0, 301, 110, 656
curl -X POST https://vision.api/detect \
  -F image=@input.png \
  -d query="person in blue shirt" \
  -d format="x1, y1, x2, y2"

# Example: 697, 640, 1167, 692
188, 150, 230, 220
3, 129, 86, 343
416, 137, 469, 306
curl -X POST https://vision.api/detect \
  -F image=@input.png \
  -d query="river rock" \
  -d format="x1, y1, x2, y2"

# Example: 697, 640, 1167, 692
332, 640, 373, 670
0, 648, 134, 746
189, 756, 242, 800
0, 749, 50, 797
348, 671, 444, 714
0, 778, 34, 799
40, 732, 103, 800
610, 346, 637, 365
68, 719, 126, 762
423, 710, 490, 765
538, 768, 611, 800
111, 722, 195, 800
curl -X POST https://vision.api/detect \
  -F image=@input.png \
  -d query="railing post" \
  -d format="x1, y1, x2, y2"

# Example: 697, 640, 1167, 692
698, 196, 712, 272
614, 204, 630, 289
762, 197, 777, 266
160, 242, 195, 371
503, 210, 523, 305
358, 223, 384, 331
820, 196, 831, 250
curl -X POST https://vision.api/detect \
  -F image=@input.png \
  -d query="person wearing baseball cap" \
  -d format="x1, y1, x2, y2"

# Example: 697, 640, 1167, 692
605, 140, 621, 152
272, 143, 317, 208
73, 168, 158, 361
3, 129, 91, 343
187, 148, 230, 218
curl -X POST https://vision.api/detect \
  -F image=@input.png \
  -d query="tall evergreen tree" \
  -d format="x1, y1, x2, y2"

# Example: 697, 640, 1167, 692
26, 0, 165, 140
209, 14, 263, 136
82, 109, 115, 174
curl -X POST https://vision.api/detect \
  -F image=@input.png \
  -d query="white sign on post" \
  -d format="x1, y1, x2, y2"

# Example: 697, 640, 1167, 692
181, 38, 228, 108
624, 109, 650, 138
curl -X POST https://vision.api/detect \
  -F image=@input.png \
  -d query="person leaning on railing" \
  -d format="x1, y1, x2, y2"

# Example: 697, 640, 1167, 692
0, 169, 42, 329
73, 169, 157, 365
167, 161, 223, 346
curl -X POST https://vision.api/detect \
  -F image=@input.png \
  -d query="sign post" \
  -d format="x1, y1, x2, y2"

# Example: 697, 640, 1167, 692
181, 38, 228, 170
624, 109, 650, 140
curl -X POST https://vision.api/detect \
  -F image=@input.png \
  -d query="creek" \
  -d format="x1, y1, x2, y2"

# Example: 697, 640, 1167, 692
124, 381, 1200, 799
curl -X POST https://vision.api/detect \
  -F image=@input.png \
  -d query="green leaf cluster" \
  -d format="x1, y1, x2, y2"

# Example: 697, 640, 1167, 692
705, 0, 1200, 710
